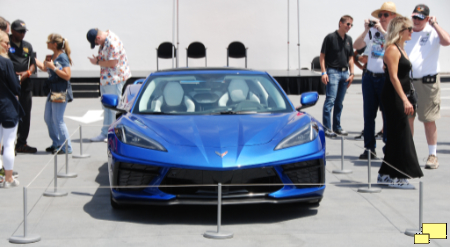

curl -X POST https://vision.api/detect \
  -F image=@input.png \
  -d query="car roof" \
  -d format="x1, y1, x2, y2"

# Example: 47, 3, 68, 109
151, 67, 267, 75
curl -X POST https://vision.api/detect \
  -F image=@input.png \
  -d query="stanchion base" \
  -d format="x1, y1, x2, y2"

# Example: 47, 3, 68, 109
332, 169, 353, 174
405, 229, 421, 237
72, 154, 90, 159
43, 190, 68, 197
57, 173, 78, 178
357, 187, 382, 193
203, 230, 234, 239
9, 234, 41, 244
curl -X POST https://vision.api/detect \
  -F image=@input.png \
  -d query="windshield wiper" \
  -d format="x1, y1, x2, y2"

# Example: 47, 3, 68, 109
218, 110, 237, 115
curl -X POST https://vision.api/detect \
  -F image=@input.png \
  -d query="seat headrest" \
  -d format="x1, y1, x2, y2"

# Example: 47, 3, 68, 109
228, 79, 249, 102
163, 82, 184, 106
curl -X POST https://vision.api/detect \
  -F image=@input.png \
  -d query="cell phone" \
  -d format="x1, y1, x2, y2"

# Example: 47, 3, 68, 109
45, 55, 52, 61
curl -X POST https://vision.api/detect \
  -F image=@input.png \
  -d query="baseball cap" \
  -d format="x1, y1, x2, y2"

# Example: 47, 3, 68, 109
412, 4, 430, 20
11, 20, 28, 31
86, 28, 98, 49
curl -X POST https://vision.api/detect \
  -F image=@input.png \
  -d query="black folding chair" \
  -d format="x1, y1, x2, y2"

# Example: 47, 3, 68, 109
311, 56, 321, 72
156, 42, 177, 71
186, 42, 207, 67
227, 41, 247, 68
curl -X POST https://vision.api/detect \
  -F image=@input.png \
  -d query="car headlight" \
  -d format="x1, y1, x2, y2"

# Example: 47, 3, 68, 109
114, 125, 167, 152
274, 122, 318, 150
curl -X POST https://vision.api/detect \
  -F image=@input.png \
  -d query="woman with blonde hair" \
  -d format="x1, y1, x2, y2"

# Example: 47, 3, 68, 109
0, 30, 24, 187
35, 34, 73, 154
378, 16, 423, 188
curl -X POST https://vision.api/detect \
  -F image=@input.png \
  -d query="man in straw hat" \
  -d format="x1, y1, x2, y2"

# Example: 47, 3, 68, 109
404, 4, 450, 169
353, 2, 400, 160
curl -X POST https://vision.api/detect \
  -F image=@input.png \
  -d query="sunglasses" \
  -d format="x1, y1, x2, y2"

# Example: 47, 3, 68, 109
17, 30, 26, 34
2, 41, 10, 46
346, 23, 353, 27
378, 13, 391, 18
412, 16, 425, 20
401, 27, 413, 32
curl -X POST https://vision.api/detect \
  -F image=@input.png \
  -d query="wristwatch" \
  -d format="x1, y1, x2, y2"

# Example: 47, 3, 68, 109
96, 58, 99, 65
321, 72, 327, 76
349, 73, 354, 76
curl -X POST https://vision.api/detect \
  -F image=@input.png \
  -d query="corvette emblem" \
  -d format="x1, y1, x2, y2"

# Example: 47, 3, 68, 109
215, 151, 228, 158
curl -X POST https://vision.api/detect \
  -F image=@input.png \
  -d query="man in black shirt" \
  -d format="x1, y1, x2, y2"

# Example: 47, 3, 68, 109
8, 20, 37, 153
320, 15, 355, 138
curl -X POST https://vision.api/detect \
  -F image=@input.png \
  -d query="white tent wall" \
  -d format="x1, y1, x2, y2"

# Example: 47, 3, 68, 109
2, 0, 449, 74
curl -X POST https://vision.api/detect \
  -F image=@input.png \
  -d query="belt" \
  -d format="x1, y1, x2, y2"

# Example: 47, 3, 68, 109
365, 70, 384, 77
329, 67, 348, 72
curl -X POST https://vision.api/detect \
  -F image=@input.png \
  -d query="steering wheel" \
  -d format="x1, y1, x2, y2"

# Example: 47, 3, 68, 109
234, 100, 264, 111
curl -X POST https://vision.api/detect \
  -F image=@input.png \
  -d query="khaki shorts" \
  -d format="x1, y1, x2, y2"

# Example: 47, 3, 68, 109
410, 75, 441, 122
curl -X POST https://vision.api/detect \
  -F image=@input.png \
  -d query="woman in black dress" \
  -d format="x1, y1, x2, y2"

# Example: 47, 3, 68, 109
379, 17, 423, 189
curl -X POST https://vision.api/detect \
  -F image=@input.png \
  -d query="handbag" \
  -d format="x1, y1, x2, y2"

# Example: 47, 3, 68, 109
407, 69, 418, 111
50, 90, 67, 103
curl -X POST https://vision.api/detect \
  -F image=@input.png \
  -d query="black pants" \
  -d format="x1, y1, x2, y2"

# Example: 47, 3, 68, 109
17, 90, 32, 147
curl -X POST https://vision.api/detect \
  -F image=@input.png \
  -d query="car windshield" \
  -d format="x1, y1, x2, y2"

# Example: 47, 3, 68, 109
133, 72, 293, 115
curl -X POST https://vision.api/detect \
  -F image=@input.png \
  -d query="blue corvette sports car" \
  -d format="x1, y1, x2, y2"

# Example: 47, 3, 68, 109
102, 68, 326, 208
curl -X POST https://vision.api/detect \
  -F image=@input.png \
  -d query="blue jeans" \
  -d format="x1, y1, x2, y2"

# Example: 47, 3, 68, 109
362, 73, 387, 152
44, 96, 72, 152
100, 82, 124, 136
322, 68, 349, 131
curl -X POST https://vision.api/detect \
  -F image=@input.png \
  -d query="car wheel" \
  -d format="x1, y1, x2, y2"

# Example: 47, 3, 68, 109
110, 191, 127, 210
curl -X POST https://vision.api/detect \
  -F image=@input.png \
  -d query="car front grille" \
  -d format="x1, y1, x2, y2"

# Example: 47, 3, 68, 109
281, 159, 324, 188
116, 162, 161, 192
159, 167, 283, 197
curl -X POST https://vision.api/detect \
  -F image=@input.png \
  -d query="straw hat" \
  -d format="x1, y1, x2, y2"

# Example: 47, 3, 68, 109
371, 2, 402, 18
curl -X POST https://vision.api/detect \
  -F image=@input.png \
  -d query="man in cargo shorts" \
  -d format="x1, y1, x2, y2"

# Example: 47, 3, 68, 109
405, 4, 450, 169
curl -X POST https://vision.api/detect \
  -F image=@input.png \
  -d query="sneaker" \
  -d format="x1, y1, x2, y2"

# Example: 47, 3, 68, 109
45, 146, 57, 153
91, 134, 107, 142
354, 130, 364, 140
388, 178, 415, 189
377, 174, 392, 185
324, 130, 337, 138
375, 131, 383, 140
425, 155, 439, 169
3, 178, 20, 188
16, 144, 37, 153
359, 150, 376, 160
334, 129, 348, 136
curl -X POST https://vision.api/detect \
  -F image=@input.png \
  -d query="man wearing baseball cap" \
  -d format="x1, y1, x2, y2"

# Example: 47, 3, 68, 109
86, 28, 131, 142
405, 4, 450, 169
353, 2, 400, 160
8, 19, 37, 153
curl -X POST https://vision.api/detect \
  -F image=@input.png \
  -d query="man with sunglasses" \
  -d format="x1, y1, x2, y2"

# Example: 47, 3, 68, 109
320, 15, 355, 138
353, 2, 399, 160
404, 4, 450, 169
8, 20, 37, 153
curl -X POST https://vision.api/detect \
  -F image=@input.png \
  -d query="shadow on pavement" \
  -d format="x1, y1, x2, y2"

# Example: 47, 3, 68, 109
82, 163, 319, 225
351, 160, 382, 167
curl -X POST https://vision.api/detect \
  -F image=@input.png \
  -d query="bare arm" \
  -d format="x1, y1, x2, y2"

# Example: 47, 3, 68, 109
45, 61, 71, 81
88, 55, 118, 67
346, 56, 354, 88
319, 53, 328, 85
429, 16, 450, 46
35, 58, 48, 72
384, 45, 414, 115
353, 19, 371, 50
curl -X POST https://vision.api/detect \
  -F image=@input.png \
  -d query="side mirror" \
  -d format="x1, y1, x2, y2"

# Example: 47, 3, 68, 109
296, 92, 319, 111
101, 94, 126, 113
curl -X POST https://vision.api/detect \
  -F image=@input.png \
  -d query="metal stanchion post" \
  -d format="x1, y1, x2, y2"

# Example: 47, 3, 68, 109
73, 125, 90, 158
203, 183, 233, 239
332, 136, 352, 174
9, 187, 41, 244
58, 141, 77, 178
43, 155, 68, 197
405, 181, 423, 236
358, 149, 381, 193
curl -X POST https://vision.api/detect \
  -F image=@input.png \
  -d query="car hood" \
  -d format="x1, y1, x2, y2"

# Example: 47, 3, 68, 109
133, 113, 298, 148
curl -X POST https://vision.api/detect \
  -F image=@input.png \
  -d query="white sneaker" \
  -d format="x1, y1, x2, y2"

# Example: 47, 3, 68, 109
90, 134, 107, 142
3, 178, 20, 188
377, 174, 392, 185
389, 178, 415, 189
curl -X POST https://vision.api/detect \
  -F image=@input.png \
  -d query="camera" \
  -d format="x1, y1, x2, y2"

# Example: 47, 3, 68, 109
368, 21, 376, 28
